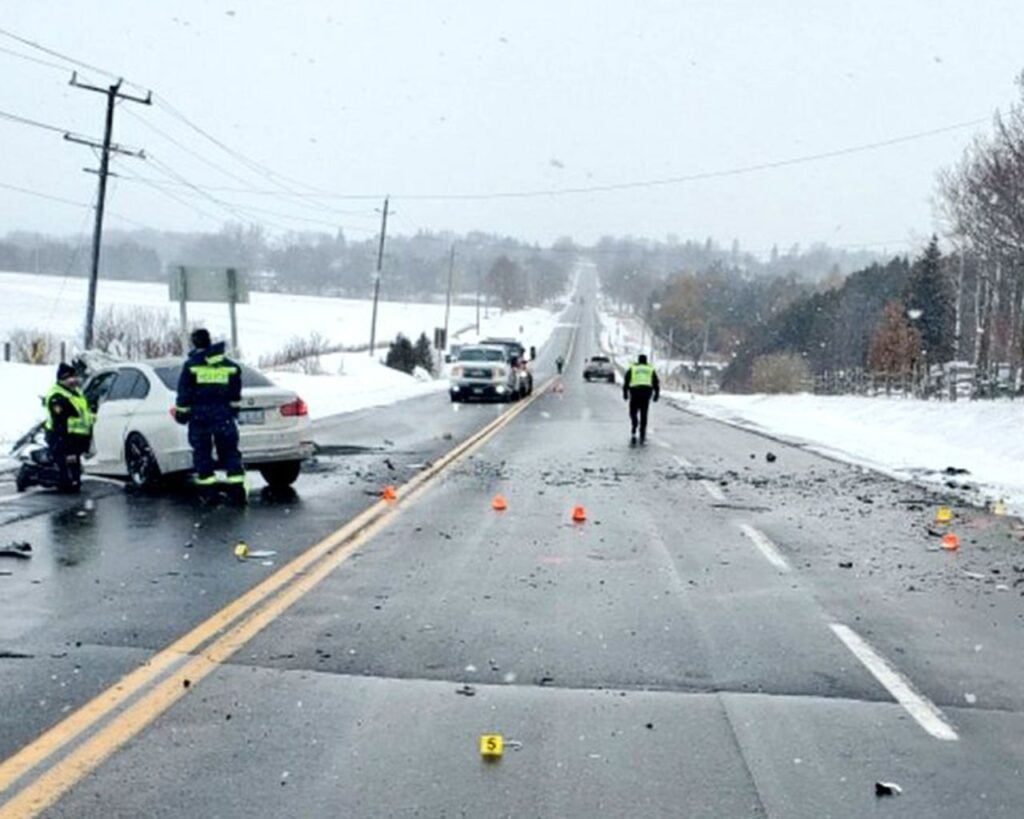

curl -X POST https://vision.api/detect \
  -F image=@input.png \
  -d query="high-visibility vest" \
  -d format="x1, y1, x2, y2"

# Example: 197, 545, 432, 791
44, 383, 94, 437
188, 353, 239, 385
629, 363, 655, 388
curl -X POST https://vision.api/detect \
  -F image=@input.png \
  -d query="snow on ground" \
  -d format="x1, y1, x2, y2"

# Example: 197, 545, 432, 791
1, 272, 567, 449
673, 392, 1024, 516
0, 271, 507, 361
0, 362, 54, 446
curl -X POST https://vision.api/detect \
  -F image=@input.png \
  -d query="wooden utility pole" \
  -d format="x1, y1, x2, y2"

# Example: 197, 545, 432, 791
368, 196, 390, 355
67, 72, 151, 349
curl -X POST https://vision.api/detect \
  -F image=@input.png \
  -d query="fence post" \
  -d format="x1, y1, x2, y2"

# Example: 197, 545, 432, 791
3, 341, 9, 362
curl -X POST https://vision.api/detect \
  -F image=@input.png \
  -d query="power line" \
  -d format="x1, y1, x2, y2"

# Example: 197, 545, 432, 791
384, 118, 991, 201
138, 159, 376, 233
0, 42, 69, 73
0, 178, 153, 229
153, 95, 336, 198
0, 179, 90, 208
0, 107, 72, 135
0, 25, 146, 91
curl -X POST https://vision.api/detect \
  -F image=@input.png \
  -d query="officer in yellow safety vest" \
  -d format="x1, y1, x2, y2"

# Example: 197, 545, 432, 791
44, 362, 94, 492
622, 354, 660, 445
173, 328, 246, 505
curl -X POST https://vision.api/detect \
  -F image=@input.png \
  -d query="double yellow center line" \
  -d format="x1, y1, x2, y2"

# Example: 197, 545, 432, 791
0, 371, 560, 818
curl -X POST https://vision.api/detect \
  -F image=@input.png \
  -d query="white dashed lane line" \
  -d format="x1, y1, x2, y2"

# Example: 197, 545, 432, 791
829, 623, 959, 741
671, 455, 727, 502
739, 523, 791, 572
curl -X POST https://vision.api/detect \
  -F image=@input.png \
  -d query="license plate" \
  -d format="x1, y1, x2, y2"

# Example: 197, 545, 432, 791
473, 387, 483, 394
238, 408, 265, 425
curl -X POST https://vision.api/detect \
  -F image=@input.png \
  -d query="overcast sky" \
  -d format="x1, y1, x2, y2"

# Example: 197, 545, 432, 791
1, 0, 1022, 253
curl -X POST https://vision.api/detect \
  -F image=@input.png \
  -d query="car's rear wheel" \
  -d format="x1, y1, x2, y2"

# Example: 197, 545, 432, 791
259, 460, 302, 489
125, 433, 162, 489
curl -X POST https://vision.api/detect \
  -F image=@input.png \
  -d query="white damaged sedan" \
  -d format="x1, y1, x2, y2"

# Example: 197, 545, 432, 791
82, 358, 314, 489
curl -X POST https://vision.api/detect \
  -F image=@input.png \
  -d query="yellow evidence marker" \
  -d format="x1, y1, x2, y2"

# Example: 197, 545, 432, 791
480, 734, 504, 759
234, 541, 250, 560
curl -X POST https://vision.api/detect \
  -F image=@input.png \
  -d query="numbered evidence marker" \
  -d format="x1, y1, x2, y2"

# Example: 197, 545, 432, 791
480, 734, 504, 759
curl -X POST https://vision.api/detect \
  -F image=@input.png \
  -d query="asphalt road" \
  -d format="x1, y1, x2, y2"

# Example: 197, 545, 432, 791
1, 269, 1023, 817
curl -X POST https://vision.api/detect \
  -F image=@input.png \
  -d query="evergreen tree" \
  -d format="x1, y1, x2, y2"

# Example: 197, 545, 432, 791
903, 236, 955, 363
413, 332, 434, 374
385, 333, 416, 374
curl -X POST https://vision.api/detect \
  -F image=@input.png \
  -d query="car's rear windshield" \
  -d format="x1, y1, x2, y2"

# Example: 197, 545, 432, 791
458, 348, 505, 362
153, 364, 275, 390
591, 356, 610, 363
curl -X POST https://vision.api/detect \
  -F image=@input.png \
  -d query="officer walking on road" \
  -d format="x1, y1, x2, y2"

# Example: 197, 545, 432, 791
622, 354, 659, 445
174, 329, 246, 504
556, 355, 565, 374
44, 362, 94, 492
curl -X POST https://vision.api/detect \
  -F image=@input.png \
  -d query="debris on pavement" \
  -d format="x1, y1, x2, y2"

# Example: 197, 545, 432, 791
765, 452, 777, 463
455, 684, 476, 697
0, 541, 32, 559
838, 561, 853, 569
874, 781, 903, 797
233, 541, 250, 560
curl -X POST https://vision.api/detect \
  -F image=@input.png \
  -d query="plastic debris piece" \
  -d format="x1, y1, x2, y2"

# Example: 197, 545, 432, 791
455, 684, 476, 697
941, 532, 960, 551
492, 494, 508, 511
0, 542, 32, 559
838, 561, 853, 569
382, 485, 398, 501
875, 782, 902, 797
247, 549, 276, 558
765, 452, 777, 463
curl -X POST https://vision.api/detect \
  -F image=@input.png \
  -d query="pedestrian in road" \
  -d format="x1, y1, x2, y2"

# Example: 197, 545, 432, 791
174, 329, 246, 505
622, 354, 659, 445
556, 355, 565, 374
44, 362, 94, 492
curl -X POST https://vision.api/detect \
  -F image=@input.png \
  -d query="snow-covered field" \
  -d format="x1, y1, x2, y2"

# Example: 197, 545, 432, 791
0, 270, 521, 361
0, 272, 565, 452
672, 392, 1024, 516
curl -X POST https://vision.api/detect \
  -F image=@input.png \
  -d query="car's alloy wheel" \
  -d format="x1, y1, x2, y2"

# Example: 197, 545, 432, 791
125, 433, 161, 488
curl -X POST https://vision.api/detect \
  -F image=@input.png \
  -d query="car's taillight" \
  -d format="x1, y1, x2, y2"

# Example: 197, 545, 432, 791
281, 398, 308, 417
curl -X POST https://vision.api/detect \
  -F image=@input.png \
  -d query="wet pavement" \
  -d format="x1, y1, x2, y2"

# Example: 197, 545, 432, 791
1, 271, 1023, 817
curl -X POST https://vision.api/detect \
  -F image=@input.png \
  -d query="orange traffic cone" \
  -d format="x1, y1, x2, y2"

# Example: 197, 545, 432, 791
382, 485, 398, 501
941, 532, 960, 551
492, 494, 508, 511
571, 505, 587, 523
